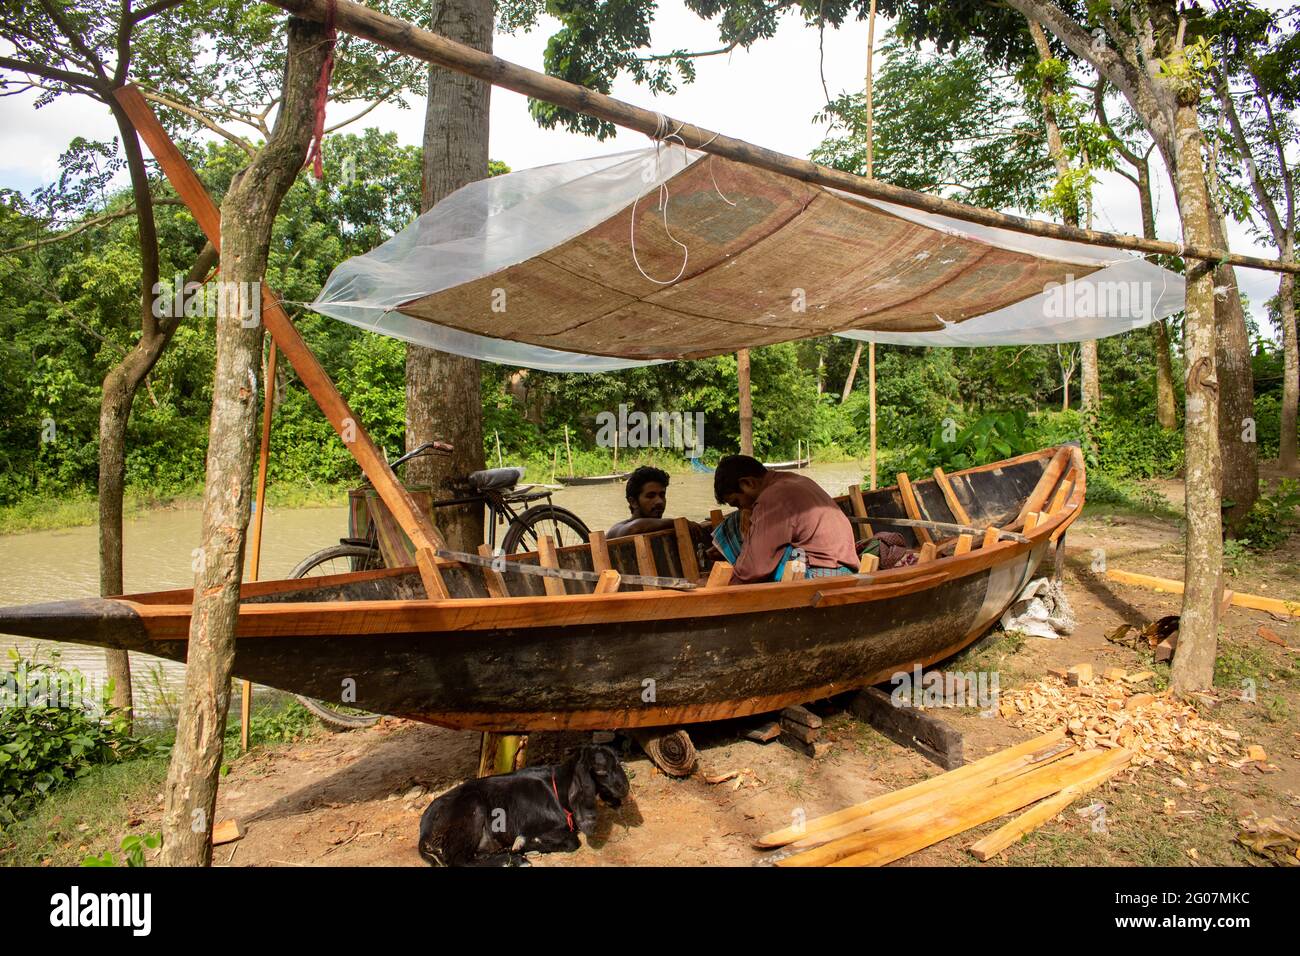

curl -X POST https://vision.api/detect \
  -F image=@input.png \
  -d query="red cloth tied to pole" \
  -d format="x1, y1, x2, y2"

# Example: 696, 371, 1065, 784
305, 0, 337, 179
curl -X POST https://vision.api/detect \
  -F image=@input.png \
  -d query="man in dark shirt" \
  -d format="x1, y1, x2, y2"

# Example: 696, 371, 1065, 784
713, 455, 859, 584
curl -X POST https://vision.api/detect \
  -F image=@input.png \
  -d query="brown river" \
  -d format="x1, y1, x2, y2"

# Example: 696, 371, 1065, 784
0, 462, 865, 714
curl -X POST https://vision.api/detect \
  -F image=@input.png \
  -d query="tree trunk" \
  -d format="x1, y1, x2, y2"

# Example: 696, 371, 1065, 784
1278, 266, 1299, 473
1168, 101, 1223, 696
1153, 319, 1179, 429
1081, 341, 1100, 410
841, 342, 862, 402
737, 348, 753, 455
1135, 163, 1178, 429
405, 0, 492, 551
1211, 217, 1258, 532
159, 16, 328, 866
98, 245, 218, 728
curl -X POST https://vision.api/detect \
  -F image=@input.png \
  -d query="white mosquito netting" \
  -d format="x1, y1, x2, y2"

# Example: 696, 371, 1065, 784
310, 146, 1184, 371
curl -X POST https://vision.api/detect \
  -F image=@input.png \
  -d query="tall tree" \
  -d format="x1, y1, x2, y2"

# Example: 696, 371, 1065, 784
160, 14, 329, 866
405, 0, 493, 550
1210, 4, 1299, 474
1094, 79, 1180, 429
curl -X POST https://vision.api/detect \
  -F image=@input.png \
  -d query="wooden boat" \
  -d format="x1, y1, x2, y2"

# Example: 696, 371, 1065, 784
766, 456, 811, 471
557, 472, 631, 486
0, 446, 1083, 732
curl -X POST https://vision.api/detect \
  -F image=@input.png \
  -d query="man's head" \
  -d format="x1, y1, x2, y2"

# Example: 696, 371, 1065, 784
625, 466, 670, 519
714, 455, 768, 510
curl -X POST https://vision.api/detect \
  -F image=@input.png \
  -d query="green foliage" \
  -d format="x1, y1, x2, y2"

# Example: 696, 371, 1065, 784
890, 409, 1036, 474
226, 698, 318, 748
82, 832, 161, 867
0, 652, 148, 829
1238, 479, 1300, 550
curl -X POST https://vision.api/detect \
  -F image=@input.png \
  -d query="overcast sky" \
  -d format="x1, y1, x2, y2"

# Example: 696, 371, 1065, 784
0, 2, 1289, 331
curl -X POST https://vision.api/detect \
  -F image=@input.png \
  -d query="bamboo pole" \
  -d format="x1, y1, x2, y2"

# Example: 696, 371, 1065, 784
738, 349, 754, 456
564, 424, 574, 476
262, 0, 1300, 274
241, 339, 277, 754
494, 429, 503, 468
869, 342, 877, 489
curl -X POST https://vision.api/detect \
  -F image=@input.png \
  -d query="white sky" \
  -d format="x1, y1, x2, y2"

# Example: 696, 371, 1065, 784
0, 2, 1287, 331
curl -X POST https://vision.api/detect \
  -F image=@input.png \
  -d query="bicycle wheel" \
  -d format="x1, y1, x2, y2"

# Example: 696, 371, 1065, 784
288, 543, 384, 579
289, 544, 383, 730
501, 504, 591, 554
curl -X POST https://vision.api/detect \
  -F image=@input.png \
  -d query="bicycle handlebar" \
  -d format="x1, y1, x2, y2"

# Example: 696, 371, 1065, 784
389, 440, 454, 471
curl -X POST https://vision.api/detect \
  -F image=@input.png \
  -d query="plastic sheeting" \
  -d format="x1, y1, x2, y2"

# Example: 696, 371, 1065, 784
310, 145, 1185, 371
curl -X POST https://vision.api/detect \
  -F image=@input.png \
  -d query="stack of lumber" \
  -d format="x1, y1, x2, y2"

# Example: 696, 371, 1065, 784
779, 705, 831, 759
997, 671, 1243, 770
756, 730, 1131, 866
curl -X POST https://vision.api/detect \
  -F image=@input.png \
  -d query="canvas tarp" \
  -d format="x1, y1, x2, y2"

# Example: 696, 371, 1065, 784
311, 146, 1184, 371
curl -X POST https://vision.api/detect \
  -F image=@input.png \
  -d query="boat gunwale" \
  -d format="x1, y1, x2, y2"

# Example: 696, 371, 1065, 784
112, 444, 1085, 639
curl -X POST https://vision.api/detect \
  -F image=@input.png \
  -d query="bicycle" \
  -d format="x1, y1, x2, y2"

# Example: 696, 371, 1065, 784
289, 440, 592, 729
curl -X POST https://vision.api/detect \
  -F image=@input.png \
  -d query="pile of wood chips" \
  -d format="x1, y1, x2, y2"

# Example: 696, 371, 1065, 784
997, 667, 1246, 772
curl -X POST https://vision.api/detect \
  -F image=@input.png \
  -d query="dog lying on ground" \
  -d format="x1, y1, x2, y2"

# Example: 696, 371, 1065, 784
418, 744, 629, 866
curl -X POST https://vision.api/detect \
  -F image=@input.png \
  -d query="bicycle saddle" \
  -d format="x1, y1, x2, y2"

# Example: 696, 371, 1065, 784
467, 467, 525, 492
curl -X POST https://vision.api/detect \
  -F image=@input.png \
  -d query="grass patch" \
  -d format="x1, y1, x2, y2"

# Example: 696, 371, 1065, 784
0, 754, 169, 867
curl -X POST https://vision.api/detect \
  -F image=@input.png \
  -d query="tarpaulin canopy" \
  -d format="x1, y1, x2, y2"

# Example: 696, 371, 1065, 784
311, 146, 1184, 371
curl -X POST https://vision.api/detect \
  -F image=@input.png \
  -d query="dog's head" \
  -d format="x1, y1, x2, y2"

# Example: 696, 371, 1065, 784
570, 744, 630, 809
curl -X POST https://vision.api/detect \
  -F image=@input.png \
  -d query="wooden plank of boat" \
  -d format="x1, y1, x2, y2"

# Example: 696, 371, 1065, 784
435, 547, 697, 591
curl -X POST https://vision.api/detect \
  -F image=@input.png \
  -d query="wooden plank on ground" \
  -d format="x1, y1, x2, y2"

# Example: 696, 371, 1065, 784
212, 819, 243, 846
848, 687, 963, 770
755, 729, 1067, 849
780, 748, 1123, 867
1106, 568, 1300, 617
968, 748, 1132, 861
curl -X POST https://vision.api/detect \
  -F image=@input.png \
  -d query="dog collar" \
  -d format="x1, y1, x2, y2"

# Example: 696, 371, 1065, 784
551, 770, 575, 832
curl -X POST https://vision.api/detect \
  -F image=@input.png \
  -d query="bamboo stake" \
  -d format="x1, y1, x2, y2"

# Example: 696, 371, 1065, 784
494, 430, 503, 468
262, 0, 1300, 274
564, 424, 574, 477
868, 343, 877, 490
242, 339, 277, 754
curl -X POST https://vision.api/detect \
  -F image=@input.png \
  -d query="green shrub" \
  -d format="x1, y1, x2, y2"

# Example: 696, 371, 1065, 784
0, 653, 147, 828
1238, 479, 1300, 550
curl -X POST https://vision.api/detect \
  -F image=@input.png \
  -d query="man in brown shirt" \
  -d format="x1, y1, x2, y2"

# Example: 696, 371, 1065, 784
713, 455, 859, 584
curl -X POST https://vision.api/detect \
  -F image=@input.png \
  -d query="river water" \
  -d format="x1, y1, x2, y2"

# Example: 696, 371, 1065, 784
0, 462, 865, 712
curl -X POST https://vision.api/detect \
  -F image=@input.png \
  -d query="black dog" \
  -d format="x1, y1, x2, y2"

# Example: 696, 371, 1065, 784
418, 744, 629, 866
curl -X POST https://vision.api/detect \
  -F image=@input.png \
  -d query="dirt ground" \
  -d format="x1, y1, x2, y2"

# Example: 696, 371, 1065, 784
117, 483, 1300, 867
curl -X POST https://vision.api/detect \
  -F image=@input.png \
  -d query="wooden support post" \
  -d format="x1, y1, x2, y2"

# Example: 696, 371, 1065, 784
982, 526, 1000, 550
673, 516, 701, 581
476, 543, 508, 598
858, 551, 880, 573
954, 533, 973, 556
1023, 511, 1041, 533
113, 84, 448, 600
633, 535, 658, 590
848, 484, 873, 537
917, 541, 938, 564
709, 508, 725, 529
705, 561, 734, 588
848, 687, 964, 770
594, 569, 621, 593
588, 530, 611, 573
896, 472, 933, 545
537, 534, 566, 597
932, 467, 972, 526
